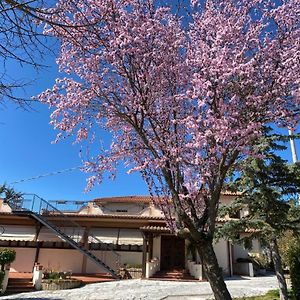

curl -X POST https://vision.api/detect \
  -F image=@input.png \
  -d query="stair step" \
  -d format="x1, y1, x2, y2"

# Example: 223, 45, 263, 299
151, 269, 197, 281
8, 282, 33, 287
7, 286, 34, 290
6, 286, 34, 291
7, 281, 33, 286
5, 289, 35, 295
8, 278, 32, 282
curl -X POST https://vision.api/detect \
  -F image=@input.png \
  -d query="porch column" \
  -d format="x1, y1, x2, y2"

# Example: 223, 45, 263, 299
149, 233, 153, 261
81, 227, 90, 274
34, 242, 41, 264
34, 223, 42, 242
142, 233, 149, 278
33, 223, 42, 269
227, 241, 233, 277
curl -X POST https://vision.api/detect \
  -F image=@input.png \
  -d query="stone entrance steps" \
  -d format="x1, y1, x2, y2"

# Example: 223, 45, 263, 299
5, 277, 35, 295
150, 268, 198, 281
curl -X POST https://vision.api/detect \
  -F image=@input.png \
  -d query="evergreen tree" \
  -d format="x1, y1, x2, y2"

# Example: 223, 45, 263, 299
218, 132, 300, 300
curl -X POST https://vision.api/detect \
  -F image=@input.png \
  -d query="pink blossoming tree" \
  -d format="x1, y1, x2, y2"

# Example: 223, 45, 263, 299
38, 1, 300, 299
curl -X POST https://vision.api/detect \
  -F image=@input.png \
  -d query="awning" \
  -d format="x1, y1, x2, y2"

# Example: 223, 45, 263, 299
38, 227, 84, 242
88, 228, 143, 245
118, 229, 143, 245
0, 225, 143, 245
0, 225, 35, 241
89, 228, 118, 244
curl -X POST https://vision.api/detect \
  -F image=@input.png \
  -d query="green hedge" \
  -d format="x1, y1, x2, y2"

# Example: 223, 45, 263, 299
288, 243, 300, 300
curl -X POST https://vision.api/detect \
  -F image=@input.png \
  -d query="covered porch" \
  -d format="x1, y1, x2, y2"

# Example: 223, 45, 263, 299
140, 226, 201, 280
140, 226, 240, 280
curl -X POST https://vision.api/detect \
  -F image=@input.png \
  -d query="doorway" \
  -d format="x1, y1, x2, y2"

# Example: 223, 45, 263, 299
160, 235, 185, 270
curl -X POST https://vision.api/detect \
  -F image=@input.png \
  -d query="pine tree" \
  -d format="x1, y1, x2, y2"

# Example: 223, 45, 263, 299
218, 131, 300, 300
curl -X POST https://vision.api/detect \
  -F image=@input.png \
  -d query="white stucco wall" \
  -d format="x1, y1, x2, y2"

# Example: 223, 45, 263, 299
86, 250, 142, 273
233, 244, 249, 261
101, 203, 145, 215
251, 239, 261, 254
0, 200, 12, 213
8, 247, 35, 272
213, 239, 230, 275
7, 247, 141, 274
152, 236, 161, 261
117, 251, 142, 266
38, 249, 83, 273
219, 195, 236, 205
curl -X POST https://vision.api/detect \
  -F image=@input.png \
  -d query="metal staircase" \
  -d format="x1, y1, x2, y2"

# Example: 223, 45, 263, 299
11, 194, 121, 279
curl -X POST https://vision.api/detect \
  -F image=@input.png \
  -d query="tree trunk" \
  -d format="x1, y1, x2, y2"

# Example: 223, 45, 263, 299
269, 239, 288, 300
196, 240, 232, 300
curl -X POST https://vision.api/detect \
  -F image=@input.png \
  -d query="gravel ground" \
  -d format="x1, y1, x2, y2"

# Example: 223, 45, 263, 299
2, 275, 278, 300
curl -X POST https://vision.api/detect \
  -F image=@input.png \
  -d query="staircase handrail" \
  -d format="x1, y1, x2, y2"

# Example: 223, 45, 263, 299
11, 194, 121, 265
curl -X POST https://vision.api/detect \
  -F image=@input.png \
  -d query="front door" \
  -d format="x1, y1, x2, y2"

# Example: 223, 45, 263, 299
160, 235, 185, 270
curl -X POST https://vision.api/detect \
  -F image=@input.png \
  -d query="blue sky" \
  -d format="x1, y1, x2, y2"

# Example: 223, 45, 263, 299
0, 54, 148, 201
0, 38, 299, 202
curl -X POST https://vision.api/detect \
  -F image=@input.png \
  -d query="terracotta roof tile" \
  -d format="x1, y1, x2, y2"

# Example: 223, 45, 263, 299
46, 213, 165, 220
140, 226, 170, 233
93, 195, 154, 203
93, 192, 240, 204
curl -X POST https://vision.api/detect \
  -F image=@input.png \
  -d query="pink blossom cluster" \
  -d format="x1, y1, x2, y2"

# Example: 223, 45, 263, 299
38, 0, 300, 228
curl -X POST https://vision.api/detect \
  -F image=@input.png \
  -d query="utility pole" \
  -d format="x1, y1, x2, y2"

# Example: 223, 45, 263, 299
289, 128, 299, 205
288, 128, 298, 163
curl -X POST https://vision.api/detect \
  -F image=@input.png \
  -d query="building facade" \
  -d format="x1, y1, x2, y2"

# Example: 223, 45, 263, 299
0, 195, 261, 278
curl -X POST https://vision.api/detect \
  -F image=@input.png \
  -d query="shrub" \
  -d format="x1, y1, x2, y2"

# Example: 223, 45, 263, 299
249, 253, 271, 269
0, 249, 16, 271
288, 243, 300, 300
43, 270, 72, 280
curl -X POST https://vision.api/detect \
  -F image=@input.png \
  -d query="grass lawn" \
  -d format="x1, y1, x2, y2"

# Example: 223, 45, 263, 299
235, 289, 294, 300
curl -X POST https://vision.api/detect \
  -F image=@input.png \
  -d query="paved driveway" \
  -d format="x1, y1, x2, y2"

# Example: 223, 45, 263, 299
2, 275, 278, 300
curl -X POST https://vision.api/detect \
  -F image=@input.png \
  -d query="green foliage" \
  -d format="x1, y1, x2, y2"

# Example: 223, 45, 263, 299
288, 243, 300, 300
219, 130, 300, 299
46, 272, 60, 280
250, 254, 271, 270
0, 248, 16, 271
234, 289, 294, 300
278, 231, 298, 269
0, 184, 23, 210
0, 184, 23, 201
0, 270, 5, 290
43, 270, 72, 280
218, 129, 300, 248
